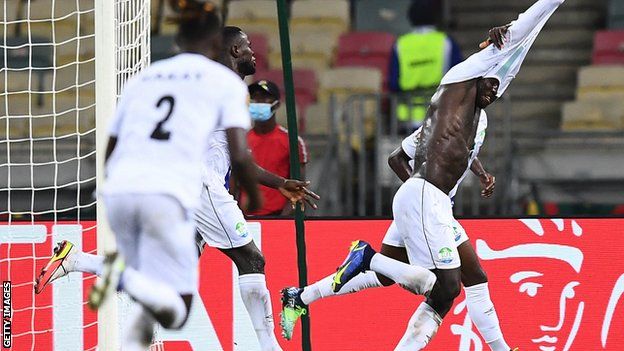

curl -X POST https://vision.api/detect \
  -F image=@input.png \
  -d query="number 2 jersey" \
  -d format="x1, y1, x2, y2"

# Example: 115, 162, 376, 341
103, 53, 251, 210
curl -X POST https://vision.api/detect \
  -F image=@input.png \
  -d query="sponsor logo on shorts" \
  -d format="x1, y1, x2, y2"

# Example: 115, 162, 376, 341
235, 222, 249, 238
453, 226, 462, 242
438, 247, 454, 264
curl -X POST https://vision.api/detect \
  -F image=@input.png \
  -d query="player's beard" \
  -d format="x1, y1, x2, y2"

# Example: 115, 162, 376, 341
237, 60, 256, 76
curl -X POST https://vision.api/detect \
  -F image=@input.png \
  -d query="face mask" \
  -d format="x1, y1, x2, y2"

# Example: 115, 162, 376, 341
249, 102, 276, 122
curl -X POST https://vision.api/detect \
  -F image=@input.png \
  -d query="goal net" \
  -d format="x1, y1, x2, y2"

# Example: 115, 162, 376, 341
0, 0, 150, 350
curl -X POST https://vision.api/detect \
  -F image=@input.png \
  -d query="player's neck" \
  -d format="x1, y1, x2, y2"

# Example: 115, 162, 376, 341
253, 119, 277, 134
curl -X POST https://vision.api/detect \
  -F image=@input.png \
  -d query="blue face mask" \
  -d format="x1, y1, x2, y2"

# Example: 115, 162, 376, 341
249, 102, 277, 122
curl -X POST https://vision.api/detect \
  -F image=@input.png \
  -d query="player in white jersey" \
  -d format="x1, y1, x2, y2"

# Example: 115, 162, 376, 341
34, 24, 316, 351
279, 111, 509, 347
34, 2, 263, 350
192, 26, 318, 351
282, 1, 565, 348
324, 1, 561, 349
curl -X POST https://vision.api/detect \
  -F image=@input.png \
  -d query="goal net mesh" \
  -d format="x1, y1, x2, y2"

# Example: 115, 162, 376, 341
0, 0, 150, 349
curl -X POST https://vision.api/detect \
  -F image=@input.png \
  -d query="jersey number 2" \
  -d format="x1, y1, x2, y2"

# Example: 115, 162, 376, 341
150, 95, 175, 140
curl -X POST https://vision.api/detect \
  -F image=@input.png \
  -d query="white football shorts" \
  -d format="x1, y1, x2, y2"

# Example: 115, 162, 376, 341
194, 179, 253, 250
391, 178, 461, 270
104, 193, 198, 294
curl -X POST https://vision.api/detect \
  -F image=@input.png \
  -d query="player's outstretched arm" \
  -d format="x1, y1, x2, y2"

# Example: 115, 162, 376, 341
256, 164, 320, 210
226, 127, 262, 212
470, 157, 495, 198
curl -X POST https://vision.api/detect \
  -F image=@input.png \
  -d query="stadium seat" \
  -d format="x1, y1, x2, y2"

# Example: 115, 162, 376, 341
561, 99, 624, 131
276, 31, 338, 76
354, 0, 412, 36
577, 66, 624, 99
247, 33, 269, 72
2, 0, 21, 23
227, 0, 280, 56
304, 103, 331, 136
319, 67, 382, 102
592, 30, 624, 65
253, 69, 318, 101
290, 0, 350, 39
335, 31, 395, 90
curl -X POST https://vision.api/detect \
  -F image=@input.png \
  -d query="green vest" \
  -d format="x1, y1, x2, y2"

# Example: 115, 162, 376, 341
396, 31, 447, 122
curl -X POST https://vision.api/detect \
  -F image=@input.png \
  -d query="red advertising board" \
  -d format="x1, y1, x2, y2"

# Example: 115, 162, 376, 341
1, 218, 624, 350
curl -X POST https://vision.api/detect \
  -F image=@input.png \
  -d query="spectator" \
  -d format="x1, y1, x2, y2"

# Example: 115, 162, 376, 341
245, 80, 309, 216
389, 0, 463, 128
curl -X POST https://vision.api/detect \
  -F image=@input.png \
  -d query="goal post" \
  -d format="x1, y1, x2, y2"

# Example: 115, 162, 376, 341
95, 0, 118, 349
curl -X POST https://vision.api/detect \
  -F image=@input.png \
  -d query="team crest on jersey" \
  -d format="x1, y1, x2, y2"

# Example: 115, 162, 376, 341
235, 222, 249, 238
438, 247, 454, 264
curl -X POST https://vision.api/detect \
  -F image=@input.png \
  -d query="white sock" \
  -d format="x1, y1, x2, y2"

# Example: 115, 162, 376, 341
122, 303, 155, 351
71, 251, 104, 276
465, 283, 511, 351
395, 303, 442, 351
300, 271, 382, 305
370, 253, 434, 295
121, 268, 188, 329
239, 274, 282, 351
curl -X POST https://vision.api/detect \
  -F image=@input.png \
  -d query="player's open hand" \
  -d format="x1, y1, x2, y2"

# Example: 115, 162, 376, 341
279, 179, 320, 211
479, 173, 496, 198
479, 24, 511, 50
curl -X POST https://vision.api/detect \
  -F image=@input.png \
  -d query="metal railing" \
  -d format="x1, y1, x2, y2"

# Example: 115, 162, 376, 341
305, 91, 623, 217
307, 91, 514, 217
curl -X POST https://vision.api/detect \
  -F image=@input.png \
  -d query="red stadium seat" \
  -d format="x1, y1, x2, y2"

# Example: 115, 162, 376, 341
253, 69, 318, 103
592, 30, 624, 65
248, 33, 269, 71
335, 31, 396, 90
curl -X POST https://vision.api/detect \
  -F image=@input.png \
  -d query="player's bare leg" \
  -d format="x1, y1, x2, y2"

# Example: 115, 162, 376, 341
220, 241, 282, 351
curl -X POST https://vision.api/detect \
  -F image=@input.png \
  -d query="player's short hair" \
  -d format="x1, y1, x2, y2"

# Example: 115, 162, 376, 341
223, 26, 244, 49
408, 0, 441, 27
168, 0, 222, 44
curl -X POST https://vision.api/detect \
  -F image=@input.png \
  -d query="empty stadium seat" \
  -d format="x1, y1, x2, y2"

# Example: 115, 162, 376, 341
335, 32, 395, 89
248, 33, 269, 72
227, 1, 280, 57
354, 0, 412, 35
577, 66, 624, 99
592, 30, 624, 65
304, 103, 331, 136
276, 31, 338, 75
319, 67, 382, 102
291, 0, 350, 39
561, 99, 624, 131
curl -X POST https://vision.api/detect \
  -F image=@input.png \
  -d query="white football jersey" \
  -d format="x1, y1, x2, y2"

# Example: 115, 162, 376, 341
104, 53, 251, 209
401, 110, 488, 199
203, 129, 232, 188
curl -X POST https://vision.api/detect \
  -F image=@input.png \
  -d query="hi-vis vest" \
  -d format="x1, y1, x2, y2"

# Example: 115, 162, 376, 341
396, 31, 447, 123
